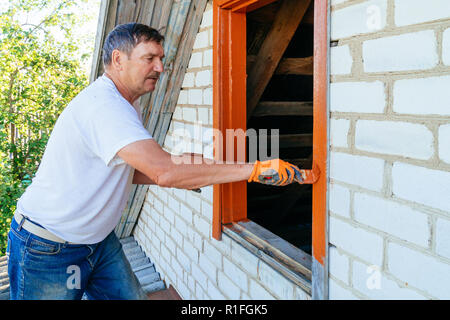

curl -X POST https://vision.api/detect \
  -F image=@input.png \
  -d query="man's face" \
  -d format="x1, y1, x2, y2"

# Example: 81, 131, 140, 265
121, 40, 165, 95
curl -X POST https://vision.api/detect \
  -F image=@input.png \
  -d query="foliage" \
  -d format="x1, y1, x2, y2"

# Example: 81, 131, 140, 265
0, 0, 92, 254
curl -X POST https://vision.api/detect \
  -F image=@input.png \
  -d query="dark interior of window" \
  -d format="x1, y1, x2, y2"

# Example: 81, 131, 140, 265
246, 1, 314, 254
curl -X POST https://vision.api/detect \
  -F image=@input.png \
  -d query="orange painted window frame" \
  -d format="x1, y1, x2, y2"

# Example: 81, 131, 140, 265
212, 0, 328, 282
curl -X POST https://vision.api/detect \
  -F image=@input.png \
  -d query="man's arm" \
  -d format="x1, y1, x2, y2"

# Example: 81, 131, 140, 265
119, 139, 254, 189
132, 169, 156, 185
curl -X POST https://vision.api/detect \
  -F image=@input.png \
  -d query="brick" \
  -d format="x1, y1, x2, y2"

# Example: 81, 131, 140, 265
194, 215, 210, 238
231, 241, 259, 278
167, 195, 180, 213
177, 90, 188, 104
388, 242, 450, 299
176, 248, 191, 273
196, 70, 212, 87
199, 254, 217, 282
329, 246, 350, 284
439, 124, 450, 164
207, 279, 226, 300
211, 235, 232, 256
436, 218, 450, 260
354, 193, 430, 247
182, 72, 195, 88
203, 49, 213, 67
330, 152, 385, 191
331, 0, 387, 40
185, 191, 201, 212
330, 81, 386, 113
201, 185, 213, 203
363, 30, 437, 72
201, 201, 213, 221
218, 272, 241, 299
188, 89, 203, 105
191, 264, 208, 290
331, 0, 348, 4
198, 108, 209, 124
329, 278, 360, 300
172, 107, 183, 120
394, 0, 450, 26
183, 239, 199, 263
330, 118, 350, 148
193, 31, 209, 49
159, 217, 171, 235
330, 217, 384, 266
330, 45, 353, 75
203, 88, 213, 105
352, 260, 426, 299
443, 28, 450, 66
200, 9, 213, 28
355, 120, 434, 160
180, 203, 193, 224
223, 257, 248, 292
188, 51, 202, 68
392, 162, 450, 212
175, 215, 188, 235
177, 280, 191, 300
393, 75, 450, 116
329, 183, 351, 218
182, 107, 197, 123
258, 261, 295, 299
204, 241, 222, 268
249, 280, 276, 300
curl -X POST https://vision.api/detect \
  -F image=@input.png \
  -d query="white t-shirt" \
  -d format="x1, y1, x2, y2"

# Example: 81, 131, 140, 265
17, 74, 153, 244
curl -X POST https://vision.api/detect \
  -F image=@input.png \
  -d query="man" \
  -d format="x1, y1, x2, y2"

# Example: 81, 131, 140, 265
6, 23, 318, 300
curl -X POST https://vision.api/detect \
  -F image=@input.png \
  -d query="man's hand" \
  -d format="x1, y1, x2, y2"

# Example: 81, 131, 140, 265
248, 159, 320, 186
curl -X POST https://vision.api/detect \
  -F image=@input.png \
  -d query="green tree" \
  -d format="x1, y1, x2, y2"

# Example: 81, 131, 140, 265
0, 0, 91, 254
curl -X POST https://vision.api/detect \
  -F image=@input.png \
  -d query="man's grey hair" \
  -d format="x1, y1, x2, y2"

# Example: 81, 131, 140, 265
102, 23, 164, 67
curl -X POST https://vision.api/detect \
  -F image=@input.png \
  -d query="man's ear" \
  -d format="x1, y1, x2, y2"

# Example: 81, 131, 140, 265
111, 49, 124, 71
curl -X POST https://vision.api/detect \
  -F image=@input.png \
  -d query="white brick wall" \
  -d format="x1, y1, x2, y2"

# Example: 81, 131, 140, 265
330, 0, 450, 300
393, 75, 450, 116
330, 45, 353, 75
330, 152, 385, 191
330, 118, 350, 148
362, 31, 438, 72
330, 81, 386, 113
394, 0, 450, 27
392, 162, 450, 212
388, 242, 450, 299
330, 217, 384, 266
438, 124, 450, 164
329, 183, 351, 218
331, 0, 388, 40
354, 193, 430, 247
443, 28, 450, 66
352, 260, 426, 299
436, 218, 450, 260
355, 120, 434, 160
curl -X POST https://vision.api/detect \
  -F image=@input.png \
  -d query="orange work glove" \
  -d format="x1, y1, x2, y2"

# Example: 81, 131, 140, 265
248, 159, 320, 186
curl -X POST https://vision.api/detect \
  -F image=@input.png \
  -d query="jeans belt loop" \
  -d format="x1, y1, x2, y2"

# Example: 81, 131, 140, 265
17, 214, 26, 231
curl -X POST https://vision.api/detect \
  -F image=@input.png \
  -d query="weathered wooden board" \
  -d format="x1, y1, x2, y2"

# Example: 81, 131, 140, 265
246, 0, 312, 121
252, 101, 313, 117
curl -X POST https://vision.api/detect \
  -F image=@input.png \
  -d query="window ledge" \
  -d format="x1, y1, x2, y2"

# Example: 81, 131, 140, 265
223, 220, 312, 295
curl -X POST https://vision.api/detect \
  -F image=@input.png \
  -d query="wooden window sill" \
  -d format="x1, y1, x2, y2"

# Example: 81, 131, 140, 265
223, 220, 312, 295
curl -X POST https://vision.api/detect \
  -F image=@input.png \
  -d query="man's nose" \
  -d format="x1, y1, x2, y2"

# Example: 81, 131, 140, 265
154, 59, 164, 73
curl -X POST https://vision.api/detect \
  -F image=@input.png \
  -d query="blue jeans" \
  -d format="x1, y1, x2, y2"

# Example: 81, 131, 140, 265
6, 217, 148, 300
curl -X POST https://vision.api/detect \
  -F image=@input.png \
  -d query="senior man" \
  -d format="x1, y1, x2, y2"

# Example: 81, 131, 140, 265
6, 23, 318, 300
